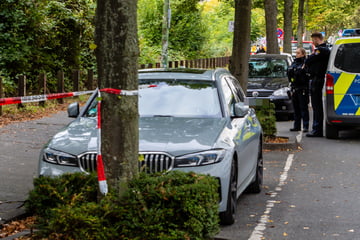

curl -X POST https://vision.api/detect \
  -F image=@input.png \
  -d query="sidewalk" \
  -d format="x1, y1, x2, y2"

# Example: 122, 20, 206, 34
0, 111, 72, 225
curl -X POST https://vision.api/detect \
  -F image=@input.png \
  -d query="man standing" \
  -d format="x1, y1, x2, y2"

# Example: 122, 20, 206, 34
305, 32, 330, 137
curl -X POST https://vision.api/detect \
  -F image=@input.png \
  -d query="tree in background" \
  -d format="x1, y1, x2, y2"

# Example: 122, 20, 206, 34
296, 0, 305, 47
283, 0, 293, 53
229, 0, 252, 91
264, 0, 279, 54
0, 0, 95, 94
95, 0, 139, 196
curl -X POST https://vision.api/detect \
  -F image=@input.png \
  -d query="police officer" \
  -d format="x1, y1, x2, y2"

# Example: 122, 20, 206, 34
305, 32, 330, 137
288, 48, 309, 132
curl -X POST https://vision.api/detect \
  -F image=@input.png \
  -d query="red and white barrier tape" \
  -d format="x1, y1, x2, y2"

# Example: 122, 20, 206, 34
96, 89, 108, 195
0, 90, 94, 106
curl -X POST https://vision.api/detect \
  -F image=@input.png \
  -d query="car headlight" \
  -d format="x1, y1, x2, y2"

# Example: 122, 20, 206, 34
175, 149, 226, 167
43, 149, 78, 167
272, 87, 290, 97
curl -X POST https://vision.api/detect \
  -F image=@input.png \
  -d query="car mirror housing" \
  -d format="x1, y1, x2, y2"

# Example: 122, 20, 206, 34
233, 102, 249, 118
67, 102, 80, 118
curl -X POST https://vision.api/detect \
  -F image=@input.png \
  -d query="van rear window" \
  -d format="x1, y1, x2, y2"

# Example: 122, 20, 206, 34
334, 43, 360, 73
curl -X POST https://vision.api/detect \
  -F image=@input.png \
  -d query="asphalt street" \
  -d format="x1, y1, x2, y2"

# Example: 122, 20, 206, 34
1, 110, 360, 240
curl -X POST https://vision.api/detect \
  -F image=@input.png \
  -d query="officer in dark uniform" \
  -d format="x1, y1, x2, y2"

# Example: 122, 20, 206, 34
288, 48, 309, 132
305, 32, 330, 137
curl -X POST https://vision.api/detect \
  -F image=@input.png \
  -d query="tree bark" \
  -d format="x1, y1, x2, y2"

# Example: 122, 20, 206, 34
229, 0, 252, 92
283, 0, 293, 54
297, 0, 305, 47
264, 0, 279, 54
95, 0, 139, 197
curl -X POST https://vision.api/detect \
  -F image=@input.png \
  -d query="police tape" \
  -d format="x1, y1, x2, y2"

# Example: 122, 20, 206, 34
0, 85, 158, 106
0, 90, 95, 106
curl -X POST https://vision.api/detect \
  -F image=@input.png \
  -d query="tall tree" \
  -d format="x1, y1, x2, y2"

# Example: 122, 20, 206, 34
95, 0, 139, 196
283, 0, 293, 53
264, 0, 279, 53
296, 0, 305, 47
229, 0, 252, 91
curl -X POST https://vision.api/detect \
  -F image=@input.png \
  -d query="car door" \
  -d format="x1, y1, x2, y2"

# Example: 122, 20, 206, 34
220, 76, 257, 190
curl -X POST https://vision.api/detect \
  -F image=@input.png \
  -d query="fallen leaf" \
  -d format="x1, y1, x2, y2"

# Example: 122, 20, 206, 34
283, 232, 288, 236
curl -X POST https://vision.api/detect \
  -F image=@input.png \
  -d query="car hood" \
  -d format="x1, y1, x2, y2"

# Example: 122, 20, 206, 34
247, 77, 288, 90
140, 117, 227, 156
47, 117, 227, 157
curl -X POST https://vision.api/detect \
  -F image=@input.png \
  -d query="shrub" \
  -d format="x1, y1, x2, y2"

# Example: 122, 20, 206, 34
27, 171, 220, 240
252, 101, 277, 137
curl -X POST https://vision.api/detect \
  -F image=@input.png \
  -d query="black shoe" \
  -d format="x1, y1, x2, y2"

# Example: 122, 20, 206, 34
303, 128, 309, 132
306, 132, 323, 137
290, 128, 301, 132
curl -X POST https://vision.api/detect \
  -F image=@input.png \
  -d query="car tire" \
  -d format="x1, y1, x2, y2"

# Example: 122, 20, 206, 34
245, 143, 263, 193
325, 122, 339, 139
220, 158, 237, 225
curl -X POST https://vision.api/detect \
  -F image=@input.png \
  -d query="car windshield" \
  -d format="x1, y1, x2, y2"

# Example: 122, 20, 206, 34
83, 79, 222, 118
139, 79, 221, 118
248, 58, 288, 78
334, 43, 360, 73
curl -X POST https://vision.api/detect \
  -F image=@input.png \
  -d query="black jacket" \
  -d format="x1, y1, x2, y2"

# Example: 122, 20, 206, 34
305, 43, 330, 78
288, 57, 309, 90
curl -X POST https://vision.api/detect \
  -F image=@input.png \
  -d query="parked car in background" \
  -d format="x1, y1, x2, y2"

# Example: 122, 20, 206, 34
38, 68, 263, 225
247, 53, 294, 120
325, 37, 360, 139
291, 41, 314, 58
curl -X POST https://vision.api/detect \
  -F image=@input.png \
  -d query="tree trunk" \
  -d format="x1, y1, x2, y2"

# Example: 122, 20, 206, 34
95, 0, 139, 197
283, 0, 293, 54
229, 0, 252, 92
297, 0, 305, 47
264, 0, 279, 54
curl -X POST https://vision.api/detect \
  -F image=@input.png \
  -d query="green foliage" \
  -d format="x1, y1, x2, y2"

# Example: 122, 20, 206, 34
253, 102, 277, 137
27, 171, 220, 240
0, 0, 95, 94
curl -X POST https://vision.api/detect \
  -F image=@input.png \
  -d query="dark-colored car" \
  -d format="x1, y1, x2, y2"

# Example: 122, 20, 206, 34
247, 53, 294, 120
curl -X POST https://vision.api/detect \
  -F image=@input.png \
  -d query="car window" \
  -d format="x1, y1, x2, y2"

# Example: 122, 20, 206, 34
227, 77, 245, 102
221, 77, 238, 116
139, 79, 222, 118
334, 43, 360, 73
83, 80, 222, 119
249, 58, 288, 78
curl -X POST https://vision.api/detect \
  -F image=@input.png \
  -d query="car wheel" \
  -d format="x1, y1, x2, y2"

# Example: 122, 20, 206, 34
220, 158, 237, 225
325, 122, 339, 139
245, 144, 263, 193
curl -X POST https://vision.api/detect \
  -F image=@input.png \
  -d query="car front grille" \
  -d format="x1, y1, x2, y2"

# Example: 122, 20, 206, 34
139, 152, 174, 173
77, 152, 174, 173
79, 153, 97, 172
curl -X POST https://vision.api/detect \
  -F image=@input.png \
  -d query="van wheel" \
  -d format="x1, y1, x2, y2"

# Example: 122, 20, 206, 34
245, 143, 263, 193
325, 122, 339, 139
220, 158, 237, 225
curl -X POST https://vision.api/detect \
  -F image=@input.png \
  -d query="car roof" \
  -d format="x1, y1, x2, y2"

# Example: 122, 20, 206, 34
138, 68, 229, 81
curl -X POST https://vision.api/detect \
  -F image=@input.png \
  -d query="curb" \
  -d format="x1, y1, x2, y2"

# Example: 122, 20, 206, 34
263, 135, 301, 151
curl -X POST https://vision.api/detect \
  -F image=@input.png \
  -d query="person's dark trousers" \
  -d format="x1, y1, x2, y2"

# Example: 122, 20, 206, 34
310, 76, 325, 135
292, 89, 310, 130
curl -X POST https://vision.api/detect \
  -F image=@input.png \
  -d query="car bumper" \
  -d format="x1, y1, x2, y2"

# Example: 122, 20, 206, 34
38, 150, 233, 213
271, 97, 294, 115
325, 96, 360, 128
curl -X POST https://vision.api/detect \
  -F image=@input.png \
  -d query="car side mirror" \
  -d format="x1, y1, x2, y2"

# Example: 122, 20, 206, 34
233, 102, 249, 118
67, 102, 80, 118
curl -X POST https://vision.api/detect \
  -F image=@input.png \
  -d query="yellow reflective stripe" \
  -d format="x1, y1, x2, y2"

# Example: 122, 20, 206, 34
356, 107, 360, 116
335, 38, 360, 45
334, 72, 356, 110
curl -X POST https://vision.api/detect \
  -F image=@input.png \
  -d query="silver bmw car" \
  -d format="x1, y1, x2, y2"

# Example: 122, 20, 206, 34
38, 68, 263, 225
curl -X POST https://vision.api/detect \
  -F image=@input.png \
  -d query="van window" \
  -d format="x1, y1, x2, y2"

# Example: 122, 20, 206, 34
334, 43, 360, 73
